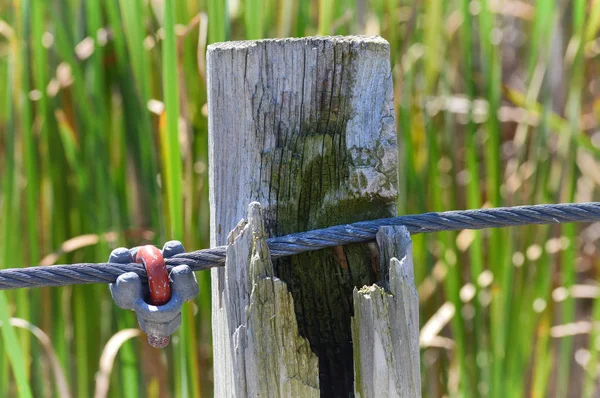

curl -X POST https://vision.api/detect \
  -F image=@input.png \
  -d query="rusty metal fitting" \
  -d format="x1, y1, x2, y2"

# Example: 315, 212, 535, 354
108, 241, 199, 348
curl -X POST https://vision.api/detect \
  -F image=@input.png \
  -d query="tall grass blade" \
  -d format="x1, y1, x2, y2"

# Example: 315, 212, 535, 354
207, 0, 228, 43
161, 2, 195, 397
557, 1, 585, 395
2, 5, 33, 395
318, 0, 334, 35
245, 0, 263, 39
459, 1, 485, 394
94, 329, 141, 398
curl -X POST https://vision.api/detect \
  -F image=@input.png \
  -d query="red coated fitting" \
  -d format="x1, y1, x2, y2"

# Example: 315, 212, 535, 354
134, 245, 171, 348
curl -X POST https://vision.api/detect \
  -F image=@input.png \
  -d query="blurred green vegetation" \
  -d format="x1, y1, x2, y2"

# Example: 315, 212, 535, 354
1, 0, 600, 396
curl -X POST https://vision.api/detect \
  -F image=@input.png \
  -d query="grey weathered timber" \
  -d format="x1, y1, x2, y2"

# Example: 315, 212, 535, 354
208, 35, 398, 396
352, 226, 421, 398
214, 202, 319, 397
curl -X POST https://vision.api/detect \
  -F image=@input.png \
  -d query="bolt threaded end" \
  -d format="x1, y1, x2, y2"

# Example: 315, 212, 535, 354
148, 334, 170, 348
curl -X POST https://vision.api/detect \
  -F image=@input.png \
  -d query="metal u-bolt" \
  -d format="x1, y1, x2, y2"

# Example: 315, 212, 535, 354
134, 245, 171, 348
109, 241, 199, 349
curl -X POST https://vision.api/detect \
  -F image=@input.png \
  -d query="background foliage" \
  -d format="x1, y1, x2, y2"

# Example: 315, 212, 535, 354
1, 0, 600, 396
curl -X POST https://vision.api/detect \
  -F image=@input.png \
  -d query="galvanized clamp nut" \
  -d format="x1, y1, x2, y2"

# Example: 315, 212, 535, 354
108, 241, 199, 348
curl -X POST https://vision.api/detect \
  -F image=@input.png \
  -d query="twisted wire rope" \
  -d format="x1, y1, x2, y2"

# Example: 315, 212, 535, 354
1, 202, 599, 290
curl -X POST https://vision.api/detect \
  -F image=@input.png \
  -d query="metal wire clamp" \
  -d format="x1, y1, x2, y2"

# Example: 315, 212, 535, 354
108, 241, 199, 348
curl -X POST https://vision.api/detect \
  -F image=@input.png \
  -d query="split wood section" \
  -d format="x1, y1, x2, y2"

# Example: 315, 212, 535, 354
208, 35, 420, 397
352, 226, 421, 397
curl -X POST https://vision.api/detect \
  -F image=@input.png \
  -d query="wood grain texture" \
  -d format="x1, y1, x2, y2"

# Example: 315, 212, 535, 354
208, 36, 398, 396
352, 226, 421, 398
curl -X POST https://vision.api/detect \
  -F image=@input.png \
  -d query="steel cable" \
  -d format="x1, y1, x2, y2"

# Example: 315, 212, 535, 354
1, 202, 599, 290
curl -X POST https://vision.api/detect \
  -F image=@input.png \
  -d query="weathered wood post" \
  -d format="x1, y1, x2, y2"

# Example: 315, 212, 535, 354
207, 36, 419, 396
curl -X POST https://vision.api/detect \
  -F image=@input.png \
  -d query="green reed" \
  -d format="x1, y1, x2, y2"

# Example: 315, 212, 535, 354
0, 1, 599, 396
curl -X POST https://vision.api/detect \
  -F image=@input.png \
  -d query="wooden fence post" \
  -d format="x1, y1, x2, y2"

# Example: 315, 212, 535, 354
208, 36, 403, 396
